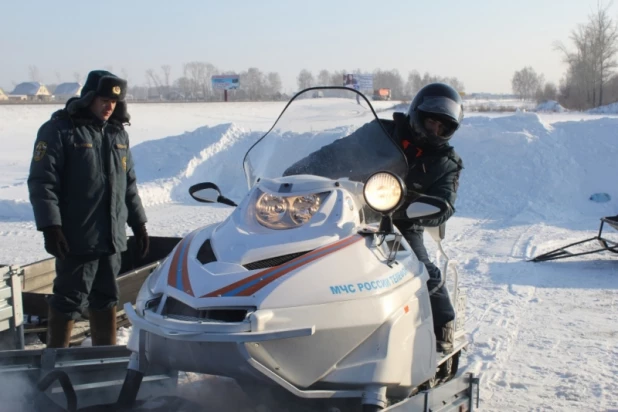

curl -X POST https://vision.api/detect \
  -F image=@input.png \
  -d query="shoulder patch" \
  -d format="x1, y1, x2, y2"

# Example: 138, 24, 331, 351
33, 141, 48, 161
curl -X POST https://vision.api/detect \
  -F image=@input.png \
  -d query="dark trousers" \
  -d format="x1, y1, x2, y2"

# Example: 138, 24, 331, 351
402, 229, 455, 332
48, 253, 122, 320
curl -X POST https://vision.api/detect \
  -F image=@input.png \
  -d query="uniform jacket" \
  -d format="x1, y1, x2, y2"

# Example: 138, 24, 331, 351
27, 102, 147, 255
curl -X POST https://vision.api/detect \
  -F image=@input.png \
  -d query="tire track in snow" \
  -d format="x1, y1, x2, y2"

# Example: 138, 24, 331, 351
452, 218, 542, 410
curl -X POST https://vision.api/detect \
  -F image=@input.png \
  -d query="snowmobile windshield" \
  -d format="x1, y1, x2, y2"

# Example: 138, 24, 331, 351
243, 87, 408, 190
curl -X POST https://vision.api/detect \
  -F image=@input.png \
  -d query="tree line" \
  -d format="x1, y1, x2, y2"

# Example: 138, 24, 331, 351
16, 63, 465, 103
512, 2, 618, 110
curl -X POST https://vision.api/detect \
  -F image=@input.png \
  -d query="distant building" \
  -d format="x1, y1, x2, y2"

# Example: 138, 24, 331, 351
53, 82, 82, 102
0, 88, 7, 101
9, 82, 51, 101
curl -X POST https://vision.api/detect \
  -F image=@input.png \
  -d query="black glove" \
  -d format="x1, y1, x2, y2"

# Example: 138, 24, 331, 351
42, 226, 70, 260
132, 223, 150, 259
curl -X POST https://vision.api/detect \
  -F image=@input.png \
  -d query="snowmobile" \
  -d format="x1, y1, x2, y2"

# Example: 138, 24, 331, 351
35, 86, 479, 411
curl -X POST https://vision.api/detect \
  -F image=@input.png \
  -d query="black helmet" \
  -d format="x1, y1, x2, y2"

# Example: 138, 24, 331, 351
406, 82, 464, 147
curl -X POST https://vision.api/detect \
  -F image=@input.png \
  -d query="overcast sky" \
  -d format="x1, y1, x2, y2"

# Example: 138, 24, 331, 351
1, 0, 615, 94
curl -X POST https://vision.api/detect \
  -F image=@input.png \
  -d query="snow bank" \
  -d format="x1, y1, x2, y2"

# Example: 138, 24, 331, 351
132, 123, 264, 206
587, 100, 618, 114
1, 110, 617, 225
455, 112, 618, 222
533, 100, 567, 113
131, 110, 618, 225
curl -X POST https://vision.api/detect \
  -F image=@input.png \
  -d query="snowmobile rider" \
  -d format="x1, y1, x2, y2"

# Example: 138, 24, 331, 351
283, 82, 464, 353
389, 83, 464, 353
27, 70, 149, 348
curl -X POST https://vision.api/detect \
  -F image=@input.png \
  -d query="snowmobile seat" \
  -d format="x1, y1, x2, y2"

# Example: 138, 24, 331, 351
530, 215, 618, 262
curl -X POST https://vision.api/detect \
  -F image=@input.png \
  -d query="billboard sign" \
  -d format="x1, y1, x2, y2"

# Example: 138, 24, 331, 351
212, 75, 240, 90
343, 73, 373, 90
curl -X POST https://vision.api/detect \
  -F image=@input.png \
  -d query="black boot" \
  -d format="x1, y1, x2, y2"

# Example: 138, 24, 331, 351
436, 321, 454, 354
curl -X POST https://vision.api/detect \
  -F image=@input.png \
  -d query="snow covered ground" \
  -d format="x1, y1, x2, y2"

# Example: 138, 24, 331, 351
1, 99, 617, 411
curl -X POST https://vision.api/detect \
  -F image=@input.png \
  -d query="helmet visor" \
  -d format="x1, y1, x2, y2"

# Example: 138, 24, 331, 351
417, 96, 463, 123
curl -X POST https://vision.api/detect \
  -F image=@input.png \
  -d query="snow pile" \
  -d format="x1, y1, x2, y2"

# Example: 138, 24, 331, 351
454, 112, 618, 222
587, 100, 618, 114
1, 110, 618, 227
132, 123, 265, 206
533, 100, 567, 112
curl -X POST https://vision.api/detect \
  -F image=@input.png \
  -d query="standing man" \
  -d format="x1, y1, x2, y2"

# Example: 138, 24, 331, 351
28, 70, 150, 348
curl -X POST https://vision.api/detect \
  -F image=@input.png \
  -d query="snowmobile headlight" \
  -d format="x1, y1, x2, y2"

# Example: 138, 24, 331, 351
256, 193, 288, 225
290, 194, 322, 224
363, 172, 405, 214
254, 190, 327, 229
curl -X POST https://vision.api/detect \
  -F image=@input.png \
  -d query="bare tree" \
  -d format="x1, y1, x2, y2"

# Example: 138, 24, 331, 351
405, 71, 466, 98
146, 69, 163, 98
266, 72, 282, 97
317, 69, 331, 86
161, 65, 172, 87
406, 70, 422, 97
535, 82, 558, 102
239, 67, 267, 101
73, 72, 82, 83
330, 70, 346, 86
183, 61, 218, 100
554, 1, 618, 108
174, 77, 192, 99
29, 65, 41, 82
55, 72, 62, 83
554, 23, 596, 107
373, 69, 405, 99
511, 67, 543, 100
297, 69, 314, 90
590, 2, 618, 105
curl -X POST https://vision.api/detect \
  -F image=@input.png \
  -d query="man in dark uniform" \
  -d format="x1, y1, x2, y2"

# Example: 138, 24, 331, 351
27, 70, 150, 348
388, 83, 464, 353
284, 83, 464, 352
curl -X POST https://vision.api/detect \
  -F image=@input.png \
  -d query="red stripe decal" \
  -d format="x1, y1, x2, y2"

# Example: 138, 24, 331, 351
201, 235, 363, 298
236, 235, 362, 296
180, 231, 199, 296
167, 238, 185, 289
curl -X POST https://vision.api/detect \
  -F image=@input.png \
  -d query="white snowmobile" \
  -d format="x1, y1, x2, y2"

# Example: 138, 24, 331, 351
119, 86, 480, 411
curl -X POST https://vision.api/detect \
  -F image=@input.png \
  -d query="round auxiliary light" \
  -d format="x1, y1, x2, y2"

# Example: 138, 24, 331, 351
363, 172, 405, 213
